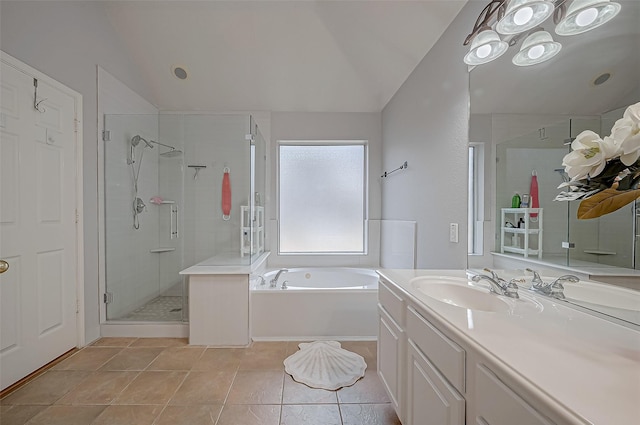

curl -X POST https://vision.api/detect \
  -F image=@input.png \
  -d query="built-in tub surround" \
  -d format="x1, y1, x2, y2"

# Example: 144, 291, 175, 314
251, 268, 378, 340
180, 252, 269, 346
377, 269, 640, 425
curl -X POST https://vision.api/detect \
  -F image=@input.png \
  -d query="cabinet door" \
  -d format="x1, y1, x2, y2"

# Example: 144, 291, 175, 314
407, 340, 465, 425
378, 306, 404, 418
475, 363, 555, 425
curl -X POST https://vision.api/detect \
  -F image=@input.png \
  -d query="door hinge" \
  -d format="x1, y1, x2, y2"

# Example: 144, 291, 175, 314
102, 130, 111, 142
76, 299, 80, 314
75, 209, 79, 224
103, 292, 113, 304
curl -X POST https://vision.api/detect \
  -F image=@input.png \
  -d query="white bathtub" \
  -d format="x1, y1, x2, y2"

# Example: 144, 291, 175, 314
250, 268, 379, 340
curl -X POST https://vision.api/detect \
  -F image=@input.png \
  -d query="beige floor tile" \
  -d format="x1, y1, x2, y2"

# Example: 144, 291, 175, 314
91, 404, 163, 425
240, 344, 287, 370
282, 375, 337, 404
56, 371, 139, 405
336, 372, 389, 404
129, 338, 188, 347
1, 371, 91, 405
99, 347, 163, 371
217, 404, 280, 425
26, 405, 106, 425
113, 371, 187, 405
226, 370, 284, 404
154, 405, 222, 425
0, 405, 47, 425
340, 403, 401, 425
169, 371, 236, 405
90, 338, 137, 347
280, 404, 342, 425
51, 348, 123, 371
248, 341, 288, 352
340, 341, 377, 369
284, 341, 312, 356
192, 348, 244, 372
147, 347, 206, 371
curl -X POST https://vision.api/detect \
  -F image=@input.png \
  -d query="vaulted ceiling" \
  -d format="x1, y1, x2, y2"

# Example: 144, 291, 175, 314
102, 1, 467, 112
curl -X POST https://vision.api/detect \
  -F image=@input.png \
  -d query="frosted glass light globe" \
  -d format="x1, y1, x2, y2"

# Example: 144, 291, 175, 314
576, 7, 599, 26
514, 7, 534, 26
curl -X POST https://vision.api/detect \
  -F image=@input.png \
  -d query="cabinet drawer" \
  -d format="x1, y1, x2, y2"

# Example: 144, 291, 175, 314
475, 363, 555, 425
407, 306, 465, 393
407, 340, 465, 425
379, 279, 405, 325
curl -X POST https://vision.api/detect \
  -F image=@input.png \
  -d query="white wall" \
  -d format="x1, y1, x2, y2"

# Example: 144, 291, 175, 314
1, 2, 156, 342
268, 112, 382, 268
380, 3, 477, 269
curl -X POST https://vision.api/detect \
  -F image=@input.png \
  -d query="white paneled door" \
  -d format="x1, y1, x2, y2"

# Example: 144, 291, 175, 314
0, 54, 82, 390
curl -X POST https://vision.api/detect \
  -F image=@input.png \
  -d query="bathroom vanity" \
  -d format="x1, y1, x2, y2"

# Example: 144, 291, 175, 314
376, 269, 640, 425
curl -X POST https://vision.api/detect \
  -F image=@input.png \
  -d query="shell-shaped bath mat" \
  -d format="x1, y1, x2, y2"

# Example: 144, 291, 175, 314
283, 341, 367, 390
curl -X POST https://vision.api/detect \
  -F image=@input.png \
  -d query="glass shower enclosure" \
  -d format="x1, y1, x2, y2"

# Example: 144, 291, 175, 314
495, 109, 637, 269
103, 113, 266, 322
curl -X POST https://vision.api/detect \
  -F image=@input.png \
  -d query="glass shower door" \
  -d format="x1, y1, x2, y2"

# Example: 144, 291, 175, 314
103, 113, 185, 322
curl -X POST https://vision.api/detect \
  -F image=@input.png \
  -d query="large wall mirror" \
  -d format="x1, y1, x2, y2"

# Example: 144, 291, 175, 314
469, 0, 640, 270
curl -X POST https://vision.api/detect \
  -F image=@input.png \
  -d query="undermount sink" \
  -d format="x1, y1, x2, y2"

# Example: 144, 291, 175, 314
410, 276, 511, 313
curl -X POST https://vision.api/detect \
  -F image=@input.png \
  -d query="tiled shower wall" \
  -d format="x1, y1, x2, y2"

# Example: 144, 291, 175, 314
178, 114, 252, 267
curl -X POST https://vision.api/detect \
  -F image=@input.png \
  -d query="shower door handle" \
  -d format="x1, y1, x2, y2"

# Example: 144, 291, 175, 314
0, 260, 9, 274
170, 206, 179, 239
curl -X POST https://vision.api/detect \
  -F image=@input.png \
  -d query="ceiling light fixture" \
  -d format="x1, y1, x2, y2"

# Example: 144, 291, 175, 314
496, 0, 555, 35
464, 0, 621, 67
512, 31, 562, 66
555, 0, 621, 36
464, 30, 509, 65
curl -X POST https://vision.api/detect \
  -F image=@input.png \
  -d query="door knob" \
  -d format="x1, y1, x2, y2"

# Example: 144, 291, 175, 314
0, 260, 8, 274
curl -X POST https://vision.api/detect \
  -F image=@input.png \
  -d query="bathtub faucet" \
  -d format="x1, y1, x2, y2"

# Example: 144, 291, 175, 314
270, 269, 289, 288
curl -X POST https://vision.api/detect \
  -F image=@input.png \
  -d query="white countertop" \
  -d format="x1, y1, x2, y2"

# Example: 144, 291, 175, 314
491, 252, 640, 277
180, 251, 270, 275
377, 269, 640, 425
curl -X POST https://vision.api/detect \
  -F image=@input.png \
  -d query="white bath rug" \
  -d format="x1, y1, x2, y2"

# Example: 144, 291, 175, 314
283, 341, 367, 390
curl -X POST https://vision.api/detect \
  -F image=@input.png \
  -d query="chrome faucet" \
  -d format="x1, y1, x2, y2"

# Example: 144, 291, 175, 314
256, 275, 266, 286
270, 268, 288, 288
526, 268, 579, 300
472, 271, 519, 299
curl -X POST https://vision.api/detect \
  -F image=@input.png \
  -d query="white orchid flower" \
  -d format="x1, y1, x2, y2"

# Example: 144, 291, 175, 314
562, 130, 611, 181
616, 102, 640, 166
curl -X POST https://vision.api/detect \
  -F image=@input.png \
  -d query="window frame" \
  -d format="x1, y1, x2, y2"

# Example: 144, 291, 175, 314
276, 140, 369, 255
468, 143, 485, 255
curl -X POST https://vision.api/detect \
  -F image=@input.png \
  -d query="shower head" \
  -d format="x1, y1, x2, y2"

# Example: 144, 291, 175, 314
131, 135, 154, 148
160, 149, 183, 158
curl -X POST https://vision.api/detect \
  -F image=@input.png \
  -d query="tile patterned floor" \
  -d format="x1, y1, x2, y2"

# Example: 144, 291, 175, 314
116, 297, 185, 322
0, 338, 401, 425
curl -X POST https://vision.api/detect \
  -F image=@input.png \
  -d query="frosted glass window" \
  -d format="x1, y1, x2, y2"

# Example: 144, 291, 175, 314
279, 143, 366, 253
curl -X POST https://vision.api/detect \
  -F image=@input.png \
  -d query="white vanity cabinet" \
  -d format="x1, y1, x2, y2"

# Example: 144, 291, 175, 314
473, 363, 555, 425
378, 275, 562, 425
377, 279, 406, 422
406, 306, 465, 425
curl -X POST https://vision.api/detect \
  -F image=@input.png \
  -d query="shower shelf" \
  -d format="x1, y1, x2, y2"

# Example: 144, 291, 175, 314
150, 248, 176, 253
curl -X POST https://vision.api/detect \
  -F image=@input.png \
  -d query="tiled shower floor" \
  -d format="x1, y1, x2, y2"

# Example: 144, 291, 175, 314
115, 296, 184, 322
0, 338, 400, 425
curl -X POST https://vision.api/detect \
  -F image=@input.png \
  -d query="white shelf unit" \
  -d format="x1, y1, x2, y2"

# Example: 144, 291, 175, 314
240, 205, 264, 257
500, 208, 543, 258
